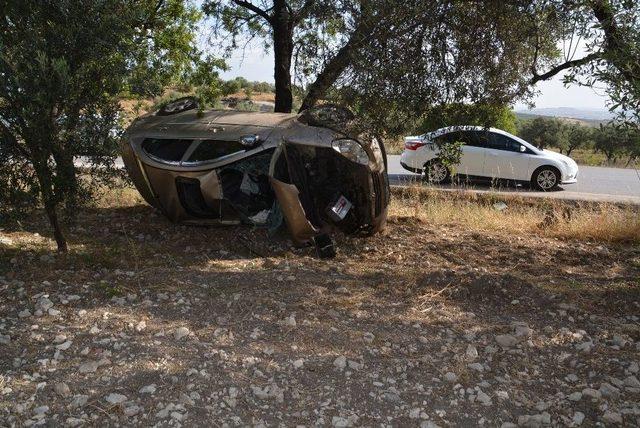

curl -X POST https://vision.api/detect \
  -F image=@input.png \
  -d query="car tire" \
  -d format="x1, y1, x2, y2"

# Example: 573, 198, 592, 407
423, 160, 450, 184
531, 166, 560, 191
157, 96, 198, 116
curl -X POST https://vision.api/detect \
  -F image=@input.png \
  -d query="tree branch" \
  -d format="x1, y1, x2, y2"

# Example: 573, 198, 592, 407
293, 0, 314, 24
530, 52, 602, 84
232, 0, 272, 24
0, 120, 31, 159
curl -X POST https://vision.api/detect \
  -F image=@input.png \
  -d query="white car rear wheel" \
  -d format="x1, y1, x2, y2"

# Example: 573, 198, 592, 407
423, 161, 450, 184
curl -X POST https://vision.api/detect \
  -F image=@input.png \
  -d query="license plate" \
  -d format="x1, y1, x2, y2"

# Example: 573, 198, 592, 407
330, 195, 352, 221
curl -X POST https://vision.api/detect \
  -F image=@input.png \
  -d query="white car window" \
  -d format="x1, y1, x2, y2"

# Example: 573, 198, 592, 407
488, 133, 523, 152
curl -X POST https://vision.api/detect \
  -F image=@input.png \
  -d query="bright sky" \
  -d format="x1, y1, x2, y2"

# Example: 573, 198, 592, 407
206, 32, 611, 111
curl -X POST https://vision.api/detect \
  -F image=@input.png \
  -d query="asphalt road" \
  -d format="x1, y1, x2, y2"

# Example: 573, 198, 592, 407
80, 156, 640, 204
387, 155, 640, 204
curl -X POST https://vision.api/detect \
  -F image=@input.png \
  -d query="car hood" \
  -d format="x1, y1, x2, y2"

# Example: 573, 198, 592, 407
542, 149, 578, 166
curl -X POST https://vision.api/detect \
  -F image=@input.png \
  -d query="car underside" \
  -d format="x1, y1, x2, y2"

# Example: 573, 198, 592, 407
121, 101, 390, 257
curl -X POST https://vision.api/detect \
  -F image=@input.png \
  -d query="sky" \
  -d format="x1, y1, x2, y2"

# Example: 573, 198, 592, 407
208, 35, 611, 111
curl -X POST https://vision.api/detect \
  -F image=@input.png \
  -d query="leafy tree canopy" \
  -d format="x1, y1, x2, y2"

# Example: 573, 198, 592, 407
0, 0, 223, 251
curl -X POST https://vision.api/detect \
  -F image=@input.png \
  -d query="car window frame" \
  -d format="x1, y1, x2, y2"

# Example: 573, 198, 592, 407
488, 132, 531, 153
181, 139, 246, 166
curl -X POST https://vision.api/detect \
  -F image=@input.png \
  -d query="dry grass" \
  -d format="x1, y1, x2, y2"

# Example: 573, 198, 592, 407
391, 186, 640, 244
228, 91, 276, 103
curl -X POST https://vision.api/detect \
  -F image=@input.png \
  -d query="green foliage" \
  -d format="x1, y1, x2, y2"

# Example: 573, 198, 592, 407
594, 124, 640, 164
0, 0, 220, 250
419, 104, 517, 135
220, 77, 275, 97
436, 139, 465, 170
518, 117, 569, 150
516, 116, 638, 165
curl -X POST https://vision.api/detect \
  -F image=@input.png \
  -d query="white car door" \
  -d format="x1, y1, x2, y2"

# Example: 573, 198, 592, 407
483, 132, 532, 181
438, 130, 485, 177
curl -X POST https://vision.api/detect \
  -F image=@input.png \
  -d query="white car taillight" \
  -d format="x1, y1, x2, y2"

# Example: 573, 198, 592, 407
404, 140, 426, 151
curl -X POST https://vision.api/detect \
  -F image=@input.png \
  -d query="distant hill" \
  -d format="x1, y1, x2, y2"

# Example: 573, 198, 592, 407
514, 108, 613, 128
516, 107, 614, 121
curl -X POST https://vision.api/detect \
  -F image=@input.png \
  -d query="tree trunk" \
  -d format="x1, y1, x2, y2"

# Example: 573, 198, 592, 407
272, 0, 294, 113
32, 149, 68, 252
52, 149, 79, 218
299, 41, 356, 112
298, 17, 375, 112
44, 197, 68, 252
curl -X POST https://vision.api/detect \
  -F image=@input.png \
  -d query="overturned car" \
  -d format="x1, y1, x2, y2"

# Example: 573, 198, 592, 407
120, 98, 390, 256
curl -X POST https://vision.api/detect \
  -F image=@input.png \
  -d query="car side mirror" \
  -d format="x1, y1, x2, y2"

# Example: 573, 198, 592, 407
239, 134, 261, 148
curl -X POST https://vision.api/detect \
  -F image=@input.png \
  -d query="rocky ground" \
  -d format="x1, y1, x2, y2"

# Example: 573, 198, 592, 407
1, 200, 640, 427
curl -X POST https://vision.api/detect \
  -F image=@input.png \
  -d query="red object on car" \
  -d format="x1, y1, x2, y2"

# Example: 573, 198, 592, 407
404, 140, 426, 150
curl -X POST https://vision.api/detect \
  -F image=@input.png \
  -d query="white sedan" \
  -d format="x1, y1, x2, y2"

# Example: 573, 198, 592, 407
400, 126, 579, 190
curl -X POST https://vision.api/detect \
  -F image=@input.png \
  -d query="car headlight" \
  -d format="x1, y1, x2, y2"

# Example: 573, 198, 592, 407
331, 139, 369, 165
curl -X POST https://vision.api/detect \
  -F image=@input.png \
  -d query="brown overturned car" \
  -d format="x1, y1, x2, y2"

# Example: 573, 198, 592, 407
120, 98, 389, 257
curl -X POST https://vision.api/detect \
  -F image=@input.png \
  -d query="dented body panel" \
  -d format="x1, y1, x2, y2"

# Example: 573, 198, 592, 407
121, 104, 389, 245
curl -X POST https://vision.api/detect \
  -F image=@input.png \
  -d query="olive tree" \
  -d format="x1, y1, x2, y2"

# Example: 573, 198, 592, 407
0, 0, 218, 251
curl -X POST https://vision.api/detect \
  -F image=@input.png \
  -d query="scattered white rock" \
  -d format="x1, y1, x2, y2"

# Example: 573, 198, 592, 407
174, 326, 190, 340
292, 359, 304, 369
468, 362, 484, 372
476, 390, 492, 406
624, 375, 640, 388
135, 320, 146, 332
33, 405, 49, 415
36, 296, 54, 312
105, 393, 128, 405
567, 392, 582, 401
18, 309, 32, 318
576, 341, 594, 353
513, 323, 533, 337
66, 417, 85, 427
124, 404, 142, 417
78, 358, 109, 374
443, 372, 458, 383
69, 395, 88, 409
55, 340, 72, 351
495, 334, 518, 348
599, 382, 620, 398
139, 384, 157, 394
602, 411, 622, 424
54, 382, 70, 397
251, 384, 284, 402
572, 412, 585, 426
517, 412, 551, 427
465, 344, 478, 361
581, 388, 601, 400
284, 314, 297, 327
332, 416, 350, 427
334, 356, 347, 370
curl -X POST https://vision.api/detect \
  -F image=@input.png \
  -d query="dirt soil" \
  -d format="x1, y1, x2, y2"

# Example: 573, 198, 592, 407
1, 202, 639, 427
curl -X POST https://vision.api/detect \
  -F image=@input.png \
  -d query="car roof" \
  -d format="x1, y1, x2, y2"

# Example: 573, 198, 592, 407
426, 125, 497, 137
424, 126, 534, 149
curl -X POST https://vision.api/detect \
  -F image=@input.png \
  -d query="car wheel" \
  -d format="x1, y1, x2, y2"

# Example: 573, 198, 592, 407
532, 166, 560, 191
157, 96, 198, 116
423, 160, 450, 184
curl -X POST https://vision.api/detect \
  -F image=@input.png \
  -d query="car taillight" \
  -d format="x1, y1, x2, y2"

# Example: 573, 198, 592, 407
404, 140, 426, 151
